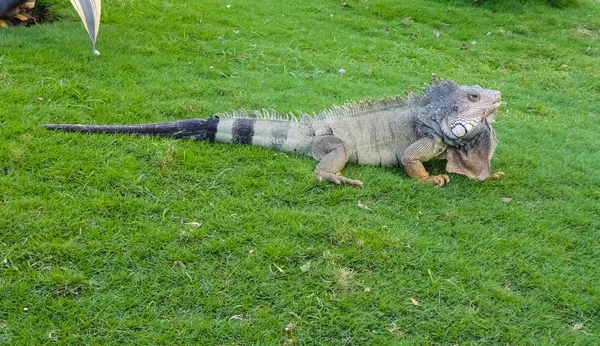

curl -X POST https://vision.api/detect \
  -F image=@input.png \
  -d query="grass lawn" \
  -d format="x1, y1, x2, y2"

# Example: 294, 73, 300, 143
1, 0, 599, 344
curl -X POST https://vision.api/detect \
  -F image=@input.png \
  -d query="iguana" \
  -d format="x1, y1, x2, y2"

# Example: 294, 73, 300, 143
44, 78, 504, 187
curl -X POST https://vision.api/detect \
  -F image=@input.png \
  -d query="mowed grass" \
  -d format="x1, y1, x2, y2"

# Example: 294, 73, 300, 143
1, 0, 599, 344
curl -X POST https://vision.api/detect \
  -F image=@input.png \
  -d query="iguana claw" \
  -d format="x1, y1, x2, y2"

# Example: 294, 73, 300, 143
316, 171, 364, 188
488, 171, 505, 180
425, 174, 450, 187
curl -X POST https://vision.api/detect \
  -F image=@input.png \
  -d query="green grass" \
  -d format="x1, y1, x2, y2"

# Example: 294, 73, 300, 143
1, 0, 600, 344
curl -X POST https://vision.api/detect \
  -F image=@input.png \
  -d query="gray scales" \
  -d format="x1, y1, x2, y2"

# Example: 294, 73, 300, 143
44, 78, 505, 187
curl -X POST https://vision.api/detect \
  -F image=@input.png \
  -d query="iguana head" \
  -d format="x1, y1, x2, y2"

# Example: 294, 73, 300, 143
438, 84, 501, 141
420, 80, 502, 180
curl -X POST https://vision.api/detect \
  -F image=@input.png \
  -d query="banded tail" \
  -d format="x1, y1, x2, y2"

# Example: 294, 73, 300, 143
44, 118, 221, 140
44, 115, 311, 154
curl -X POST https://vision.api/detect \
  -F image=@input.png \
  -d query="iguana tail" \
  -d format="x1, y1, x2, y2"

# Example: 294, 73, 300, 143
44, 116, 313, 154
44, 118, 220, 140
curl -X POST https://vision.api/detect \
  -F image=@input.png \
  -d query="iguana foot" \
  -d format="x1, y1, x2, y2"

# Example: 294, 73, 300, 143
488, 171, 505, 180
315, 171, 364, 187
424, 174, 449, 187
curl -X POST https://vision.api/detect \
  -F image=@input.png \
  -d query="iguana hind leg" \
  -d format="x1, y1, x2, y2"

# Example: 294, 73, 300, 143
311, 136, 363, 187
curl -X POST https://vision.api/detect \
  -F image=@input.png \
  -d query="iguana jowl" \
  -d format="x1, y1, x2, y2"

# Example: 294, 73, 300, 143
45, 78, 504, 187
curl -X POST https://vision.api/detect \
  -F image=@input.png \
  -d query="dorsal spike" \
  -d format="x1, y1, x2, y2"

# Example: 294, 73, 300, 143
215, 81, 445, 123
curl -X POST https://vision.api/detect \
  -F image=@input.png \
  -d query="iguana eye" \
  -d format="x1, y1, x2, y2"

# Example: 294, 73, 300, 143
468, 93, 480, 101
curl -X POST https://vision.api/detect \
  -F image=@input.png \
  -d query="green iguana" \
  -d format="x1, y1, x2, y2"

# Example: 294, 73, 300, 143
44, 78, 504, 187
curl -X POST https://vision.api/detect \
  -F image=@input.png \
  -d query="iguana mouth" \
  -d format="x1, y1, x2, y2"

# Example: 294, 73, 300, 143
482, 107, 498, 117
485, 97, 502, 117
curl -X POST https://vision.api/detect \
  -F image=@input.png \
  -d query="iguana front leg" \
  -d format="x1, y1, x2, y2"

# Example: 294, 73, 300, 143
401, 137, 449, 187
311, 136, 363, 187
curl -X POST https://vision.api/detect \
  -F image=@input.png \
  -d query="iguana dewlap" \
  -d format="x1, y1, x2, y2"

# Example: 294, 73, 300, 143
45, 78, 503, 187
